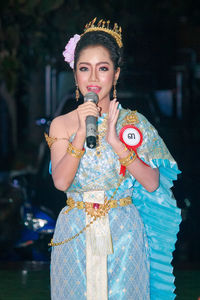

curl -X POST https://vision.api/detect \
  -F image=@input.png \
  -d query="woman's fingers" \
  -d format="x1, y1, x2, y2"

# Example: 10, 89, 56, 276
106, 99, 120, 145
77, 102, 99, 119
108, 99, 119, 123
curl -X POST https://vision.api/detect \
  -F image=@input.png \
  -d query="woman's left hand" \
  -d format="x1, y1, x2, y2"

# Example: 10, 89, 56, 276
106, 99, 120, 146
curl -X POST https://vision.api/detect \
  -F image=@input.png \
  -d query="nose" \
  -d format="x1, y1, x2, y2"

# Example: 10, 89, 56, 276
89, 67, 98, 82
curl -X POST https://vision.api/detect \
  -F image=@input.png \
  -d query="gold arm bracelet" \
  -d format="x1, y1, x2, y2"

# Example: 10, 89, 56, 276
119, 150, 137, 167
67, 142, 85, 159
116, 145, 128, 156
44, 132, 69, 149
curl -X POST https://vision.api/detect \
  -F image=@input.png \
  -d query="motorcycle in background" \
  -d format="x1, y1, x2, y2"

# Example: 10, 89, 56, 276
0, 172, 56, 261
12, 174, 56, 261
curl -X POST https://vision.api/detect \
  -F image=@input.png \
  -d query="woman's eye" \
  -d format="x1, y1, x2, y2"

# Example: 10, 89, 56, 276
99, 66, 109, 71
79, 67, 88, 71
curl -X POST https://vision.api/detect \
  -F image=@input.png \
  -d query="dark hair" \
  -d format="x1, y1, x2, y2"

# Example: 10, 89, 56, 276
74, 31, 123, 71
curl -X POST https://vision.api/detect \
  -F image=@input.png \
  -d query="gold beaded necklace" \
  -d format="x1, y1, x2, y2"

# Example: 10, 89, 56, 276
96, 114, 108, 157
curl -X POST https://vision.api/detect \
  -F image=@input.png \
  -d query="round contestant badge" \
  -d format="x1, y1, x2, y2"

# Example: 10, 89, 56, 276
119, 125, 143, 149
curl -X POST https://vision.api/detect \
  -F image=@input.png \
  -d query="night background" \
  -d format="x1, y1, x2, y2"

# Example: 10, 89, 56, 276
0, 0, 200, 299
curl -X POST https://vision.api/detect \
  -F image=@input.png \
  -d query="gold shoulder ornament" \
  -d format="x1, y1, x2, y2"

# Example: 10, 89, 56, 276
44, 132, 69, 149
122, 110, 139, 126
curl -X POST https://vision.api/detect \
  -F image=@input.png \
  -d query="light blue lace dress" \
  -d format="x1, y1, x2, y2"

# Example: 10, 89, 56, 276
50, 107, 181, 300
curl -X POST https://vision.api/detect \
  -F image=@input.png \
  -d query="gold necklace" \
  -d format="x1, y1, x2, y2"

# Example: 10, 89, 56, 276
96, 115, 108, 157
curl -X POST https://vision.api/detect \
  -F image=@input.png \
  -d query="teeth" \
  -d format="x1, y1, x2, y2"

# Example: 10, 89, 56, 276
88, 87, 99, 90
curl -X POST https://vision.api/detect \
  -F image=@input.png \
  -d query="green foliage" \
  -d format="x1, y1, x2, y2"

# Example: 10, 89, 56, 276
0, 0, 65, 93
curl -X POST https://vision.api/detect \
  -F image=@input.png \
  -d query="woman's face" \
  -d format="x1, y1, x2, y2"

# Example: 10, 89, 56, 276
75, 45, 120, 104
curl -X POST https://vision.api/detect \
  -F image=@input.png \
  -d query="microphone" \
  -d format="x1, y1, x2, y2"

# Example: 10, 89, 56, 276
84, 92, 99, 149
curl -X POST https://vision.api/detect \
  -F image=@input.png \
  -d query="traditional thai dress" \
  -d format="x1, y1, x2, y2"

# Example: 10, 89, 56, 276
50, 107, 181, 300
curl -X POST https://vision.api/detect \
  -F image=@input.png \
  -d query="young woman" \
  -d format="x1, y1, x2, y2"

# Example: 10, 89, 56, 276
46, 18, 181, 300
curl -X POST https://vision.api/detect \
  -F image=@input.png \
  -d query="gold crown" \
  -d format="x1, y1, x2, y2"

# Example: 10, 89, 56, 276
82, 17, 123, 48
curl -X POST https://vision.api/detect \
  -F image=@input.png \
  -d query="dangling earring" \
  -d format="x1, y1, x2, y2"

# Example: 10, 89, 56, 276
75, 84, 79, 102
113, 82, 117, 99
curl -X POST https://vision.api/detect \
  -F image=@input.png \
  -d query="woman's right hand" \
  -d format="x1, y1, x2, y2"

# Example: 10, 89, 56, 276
76, 101, 99, 136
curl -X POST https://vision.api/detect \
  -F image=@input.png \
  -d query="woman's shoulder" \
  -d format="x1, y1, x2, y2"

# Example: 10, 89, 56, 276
49, 109, 78, 138
52, 109, 77, 125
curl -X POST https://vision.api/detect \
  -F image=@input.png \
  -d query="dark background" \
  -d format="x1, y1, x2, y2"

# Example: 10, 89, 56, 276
0, 0, 200, 267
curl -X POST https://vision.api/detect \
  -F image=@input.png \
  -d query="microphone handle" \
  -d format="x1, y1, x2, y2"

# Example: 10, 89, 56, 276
86, 116, 97, 148
84, 91, 99, 149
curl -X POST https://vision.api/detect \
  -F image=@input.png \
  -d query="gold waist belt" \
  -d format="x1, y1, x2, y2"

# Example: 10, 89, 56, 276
64, 196, 132, 217
49, 196, 132, 247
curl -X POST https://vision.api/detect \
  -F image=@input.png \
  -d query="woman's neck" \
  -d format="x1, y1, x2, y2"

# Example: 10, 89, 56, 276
97, 98, 110, 115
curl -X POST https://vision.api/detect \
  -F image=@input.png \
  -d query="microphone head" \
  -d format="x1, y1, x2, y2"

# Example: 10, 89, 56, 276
84, 92, 99, 104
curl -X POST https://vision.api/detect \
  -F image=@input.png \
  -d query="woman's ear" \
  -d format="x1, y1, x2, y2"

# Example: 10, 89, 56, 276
74, 71, 77, 85
113, 67, 120, 87
114, 67, 120, 82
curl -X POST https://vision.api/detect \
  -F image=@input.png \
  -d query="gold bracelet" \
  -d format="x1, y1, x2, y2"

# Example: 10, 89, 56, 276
116, 145, 128, 156
119, 150, 137, 167
67, 142, 85, 159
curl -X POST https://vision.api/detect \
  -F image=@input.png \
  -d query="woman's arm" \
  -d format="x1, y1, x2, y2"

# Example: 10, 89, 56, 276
106, 100, 159, 193
50, 102, 99, 191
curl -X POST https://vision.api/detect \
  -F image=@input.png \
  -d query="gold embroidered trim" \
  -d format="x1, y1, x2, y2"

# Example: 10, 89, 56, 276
44, 132, 69, 149
122, 110, 139, 126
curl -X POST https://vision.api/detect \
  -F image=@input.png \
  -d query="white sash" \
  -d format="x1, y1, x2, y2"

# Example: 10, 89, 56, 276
84, 191, 113, 300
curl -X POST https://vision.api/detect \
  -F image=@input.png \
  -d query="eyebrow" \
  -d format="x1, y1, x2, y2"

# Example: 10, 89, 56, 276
78, 62, 110, 66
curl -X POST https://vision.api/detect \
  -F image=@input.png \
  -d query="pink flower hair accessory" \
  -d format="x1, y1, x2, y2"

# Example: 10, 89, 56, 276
62, 34, 80, 69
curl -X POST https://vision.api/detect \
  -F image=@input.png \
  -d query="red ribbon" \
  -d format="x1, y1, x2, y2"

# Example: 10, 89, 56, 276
119, 165, 126, 176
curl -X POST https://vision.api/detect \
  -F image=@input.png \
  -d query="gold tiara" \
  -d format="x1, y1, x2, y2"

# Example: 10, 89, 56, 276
82, 17, 123, 48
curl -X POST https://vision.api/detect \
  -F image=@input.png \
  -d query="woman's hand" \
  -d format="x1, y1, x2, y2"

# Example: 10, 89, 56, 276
76, 101, 99, 136
106, 99, 120, 147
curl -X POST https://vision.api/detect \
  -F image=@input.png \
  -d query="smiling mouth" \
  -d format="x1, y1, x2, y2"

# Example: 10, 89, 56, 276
87, 86, 101, 93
